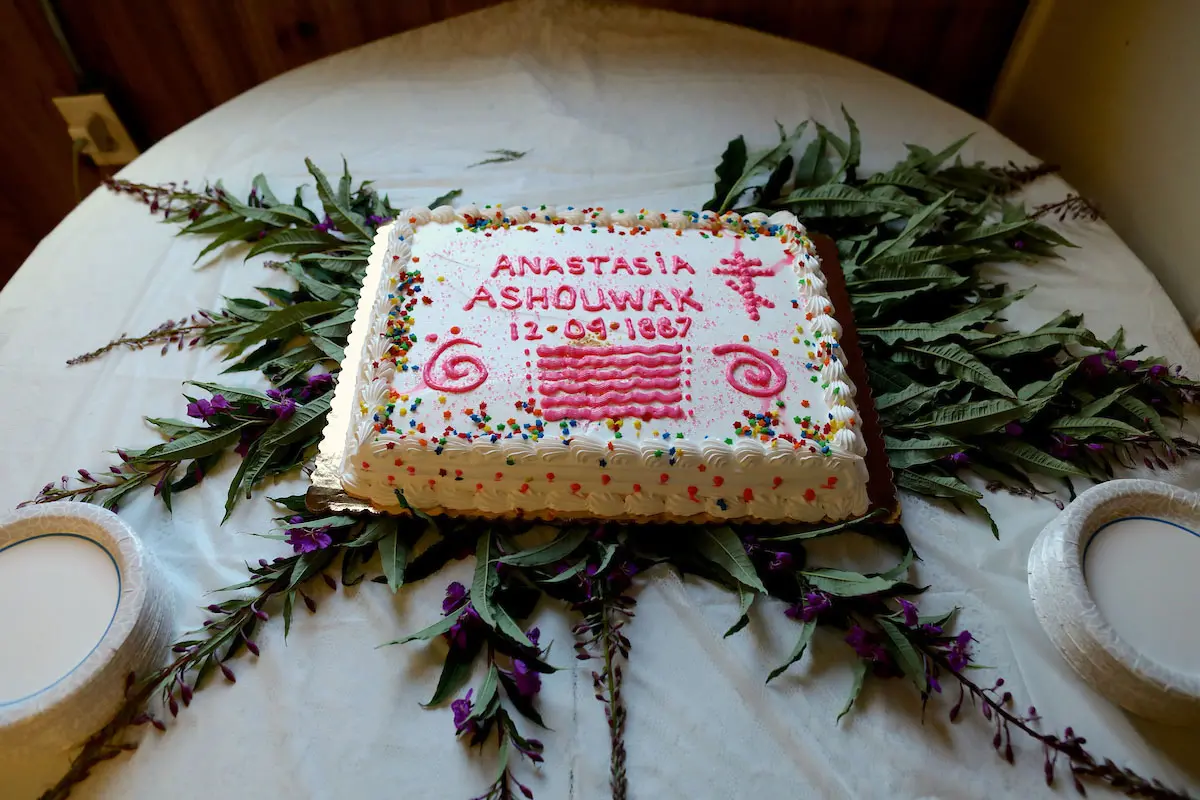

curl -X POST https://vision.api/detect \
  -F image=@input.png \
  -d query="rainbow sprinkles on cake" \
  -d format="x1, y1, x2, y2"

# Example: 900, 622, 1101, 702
337, 203, 871, 522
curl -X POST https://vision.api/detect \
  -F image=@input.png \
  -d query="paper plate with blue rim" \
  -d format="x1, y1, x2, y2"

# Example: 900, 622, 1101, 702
1028, 478, 1200, 726
0, 503, 172, 752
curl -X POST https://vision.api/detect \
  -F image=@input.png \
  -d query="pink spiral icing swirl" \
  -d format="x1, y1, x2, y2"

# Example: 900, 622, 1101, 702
423, 337, 488, 393
712, 343, 787, 397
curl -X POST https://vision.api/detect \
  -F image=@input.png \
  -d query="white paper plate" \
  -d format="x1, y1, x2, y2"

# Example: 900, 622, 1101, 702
1028, 478, 1200, 726
0, 504, 173, 752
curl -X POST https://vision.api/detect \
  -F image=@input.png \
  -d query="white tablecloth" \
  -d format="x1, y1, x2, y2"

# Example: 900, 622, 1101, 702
3, 2, 1198, 797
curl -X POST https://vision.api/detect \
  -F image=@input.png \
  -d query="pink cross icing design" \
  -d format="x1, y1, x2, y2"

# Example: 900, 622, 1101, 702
713, 247, 777, 321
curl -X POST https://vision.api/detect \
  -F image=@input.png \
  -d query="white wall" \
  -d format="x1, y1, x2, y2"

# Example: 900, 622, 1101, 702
989, 0, 1200, 330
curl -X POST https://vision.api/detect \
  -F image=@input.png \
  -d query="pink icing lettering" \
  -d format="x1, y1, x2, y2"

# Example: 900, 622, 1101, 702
543, 257, 565, 275
713, 243, 777, 321
500, 286, 522, 310
424, 338, 488, 393
670, 287, 703, 312
587, 255, 610, 274
633, 256, 651, 275
491, 255, 516, 277
712, 343, 787, 397
647, 289, 672, 312
672, 256, 695, 274
656, 255, 668, 274
553, 285, 577, 310
527, 287, 550, 310
463, 285, 496, 311
579, 288, 610, 311
607, 288, 644, 311
518, 256, 542, 275
567, 256, 585, 275
613, 257, 634, 275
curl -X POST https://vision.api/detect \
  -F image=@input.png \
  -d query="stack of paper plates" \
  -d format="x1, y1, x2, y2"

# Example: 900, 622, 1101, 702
0, 504, 173, 752
1028, 478, 1200, 726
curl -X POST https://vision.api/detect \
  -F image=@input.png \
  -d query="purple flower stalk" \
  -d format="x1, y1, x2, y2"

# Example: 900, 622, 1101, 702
300, 372, 334, 400
1081, 353, 1107, 378
510, 659, 541, 698
1004, 422, 1024, 437
451, 689, 477, 736
266, 388, 296, 420
945, 630, 973, 672
897, 598, 919, 627
285, 525, 332, 553
186, 394, 230, 420
443, 581, 468, 615
767, 551, 793, 572
947, 451, 970, 466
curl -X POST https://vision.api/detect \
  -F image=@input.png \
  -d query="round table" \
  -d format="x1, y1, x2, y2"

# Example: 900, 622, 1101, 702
3, 1, 1198, 797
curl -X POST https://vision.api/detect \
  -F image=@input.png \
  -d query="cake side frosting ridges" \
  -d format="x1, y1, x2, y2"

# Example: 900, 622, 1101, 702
341, 204, 869, 521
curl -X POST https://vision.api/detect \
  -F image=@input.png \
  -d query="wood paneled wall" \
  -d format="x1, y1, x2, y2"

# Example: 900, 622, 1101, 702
3, 0, 1028, 286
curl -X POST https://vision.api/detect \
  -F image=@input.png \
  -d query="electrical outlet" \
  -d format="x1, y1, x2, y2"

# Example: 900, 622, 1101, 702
52, 94, 139, 166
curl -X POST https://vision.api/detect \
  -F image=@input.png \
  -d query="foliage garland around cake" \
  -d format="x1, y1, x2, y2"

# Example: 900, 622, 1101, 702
27, 114, 1197, 800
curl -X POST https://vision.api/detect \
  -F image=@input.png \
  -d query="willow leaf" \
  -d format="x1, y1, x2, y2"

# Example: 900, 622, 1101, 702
984, 441, 1091, 478
766, 619, 816, 683
950, 218, 1032, 244
862, 191, 954, 265
759, 509, 888, 542
847, 263, 967, 291
382, 606, 465, 646
898, 343, 1015, 398
225, 197, 315, 229
696, 527, 766, 593
875, 380, 958, 418
884, 435, 966, 469
793, 132, 827, 188
938, 287, 1033, 328
306, 158, 374, 242
180, 211, 244, 236
234, 301, 344, 350
864, 166, 940, 194
140, 422, 252, 462
909, 134, 972, 173
1116, 395, 1173, 446
500, 527, 590, 567
428, 189, 463, 209
837, 659, 869, 722
245, 228, 344, 259
379, 529, 412, 593
851, 283, 940, 308
780, 184, 915, 212
878, 618, 926, 692
859, 324, 988, 346
901, 398, 1026, 435
725, 585, 755, 638
423, 642, 480, 707
1050, 416, 1143, 439
1017, 362, 1079, 404
705, 135, 748, 212
973, 328, 1100, 359
715, 122, 808, 212
223, 443, 275, 521
801, 568, 898, 597
193, 220, 263, 262
896, 469, 983, 499
1078, 386, 1133, 418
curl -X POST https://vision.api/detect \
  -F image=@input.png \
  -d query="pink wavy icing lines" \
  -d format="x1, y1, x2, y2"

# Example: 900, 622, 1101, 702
712, 242, 781, 321
423, 337, 488, 393
712, 343, 787, 397
535, 343, 685, 421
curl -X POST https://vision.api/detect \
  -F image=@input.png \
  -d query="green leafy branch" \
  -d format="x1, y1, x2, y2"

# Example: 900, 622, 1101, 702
705, 109, 1199, 533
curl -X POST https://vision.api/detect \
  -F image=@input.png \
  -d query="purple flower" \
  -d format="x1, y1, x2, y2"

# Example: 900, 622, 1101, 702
446, 606, 480, 650
451, 689, 477, 736
767, 551, 794, 572
285, 525, 332, 553
1012, 239, 1025, 250
313, 214, 335, 233
1104, 349, 1119, 363
1004, 422, 1024, 437
946, 630, 973, 672
300, 373, 334, 400
799, 591, 831, 622
510, 659, 541, 698
526, 627, 541, 646
897, 598, 919, 627
288, 515, 304, 524
1148, 364, 1167, 380
1049, 434, 1076, 459
267, 388, 296, 420
1085, 442, 1105, 451
1120, 359, 1139, 372
919, 622, 943, 636
845, 625, 887, 662
1081, 354, 1107, 378
235, 427, 258, 457
367, 214, 394, 226
187, 394, 230, 421
947, 451, 970, 466
443, 582, 468, 615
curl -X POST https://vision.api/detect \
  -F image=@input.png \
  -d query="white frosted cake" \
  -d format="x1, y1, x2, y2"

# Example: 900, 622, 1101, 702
336, 204, 870, 522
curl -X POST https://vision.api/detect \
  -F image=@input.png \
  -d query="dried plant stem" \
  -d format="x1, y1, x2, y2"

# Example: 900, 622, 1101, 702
1032, 193, 1102, 222
934, 651, 1191, 799
66, 314, 220, 365
601, 604, 628, 800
